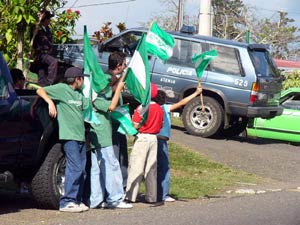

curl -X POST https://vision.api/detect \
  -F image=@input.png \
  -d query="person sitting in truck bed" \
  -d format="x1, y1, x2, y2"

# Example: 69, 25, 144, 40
10, 68, 25, 89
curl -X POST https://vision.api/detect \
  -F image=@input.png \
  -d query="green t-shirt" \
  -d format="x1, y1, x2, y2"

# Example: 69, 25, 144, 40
44, 83, 88, 141
89, 86, 113, 149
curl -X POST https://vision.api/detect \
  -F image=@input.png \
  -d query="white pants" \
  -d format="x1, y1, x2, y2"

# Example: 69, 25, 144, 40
125, 133, 157, 203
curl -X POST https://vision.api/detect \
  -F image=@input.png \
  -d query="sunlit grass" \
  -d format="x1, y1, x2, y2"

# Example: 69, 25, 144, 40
127, 136, 261, 199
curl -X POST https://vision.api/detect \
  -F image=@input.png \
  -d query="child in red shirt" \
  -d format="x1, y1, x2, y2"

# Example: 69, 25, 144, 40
125, 83, 164, 203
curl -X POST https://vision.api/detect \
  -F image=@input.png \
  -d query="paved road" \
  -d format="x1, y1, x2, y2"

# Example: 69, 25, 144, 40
1, 127, 300, 225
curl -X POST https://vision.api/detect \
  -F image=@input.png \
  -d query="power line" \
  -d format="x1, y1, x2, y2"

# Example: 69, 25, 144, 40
246, 4, 300, 15
66, 0, 136, 9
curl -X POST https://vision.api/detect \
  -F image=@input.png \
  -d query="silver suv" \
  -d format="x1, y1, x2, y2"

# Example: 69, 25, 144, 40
53, 27, 283, 138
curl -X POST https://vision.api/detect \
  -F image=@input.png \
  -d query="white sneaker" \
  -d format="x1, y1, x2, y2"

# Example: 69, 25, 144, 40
110, 201, 133, 209
79, 203, 89, 211
164, 196, 175, 202
59, 202, 83, 213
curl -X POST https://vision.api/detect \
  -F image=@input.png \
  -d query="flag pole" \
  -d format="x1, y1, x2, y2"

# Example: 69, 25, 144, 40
198, 80, 205, 112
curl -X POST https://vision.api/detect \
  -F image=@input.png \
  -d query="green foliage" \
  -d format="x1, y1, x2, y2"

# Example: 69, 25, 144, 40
93, 22, 127, 43
0, 0, 80, 66
282, 70, 300, 90
212, 0, 246, 40
52, 8, 80, 44
249, 12, 299, 58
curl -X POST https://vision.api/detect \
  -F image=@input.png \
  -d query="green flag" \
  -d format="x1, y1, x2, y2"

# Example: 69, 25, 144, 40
146, 22, 175, 61
83, 25, 109, 124
125, 33, 151, 125
110, 104, 138, 136
192, 49, 218, 78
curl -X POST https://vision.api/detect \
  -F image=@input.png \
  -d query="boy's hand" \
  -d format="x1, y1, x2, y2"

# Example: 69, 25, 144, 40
196, 85, 202, 95
48, 101, 57, 118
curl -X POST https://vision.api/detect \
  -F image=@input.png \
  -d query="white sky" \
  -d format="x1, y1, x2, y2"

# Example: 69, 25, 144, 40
64, 0, 300, 37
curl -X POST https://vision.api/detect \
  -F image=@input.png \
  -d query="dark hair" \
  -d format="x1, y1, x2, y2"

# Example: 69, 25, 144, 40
10, 68, 25, 84
64, 77, 76, 84
154, 90, 167, 105
108, 51, 126, 70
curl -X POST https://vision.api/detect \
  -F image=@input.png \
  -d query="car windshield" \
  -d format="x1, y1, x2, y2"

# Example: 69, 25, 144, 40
249, 50, 280, 78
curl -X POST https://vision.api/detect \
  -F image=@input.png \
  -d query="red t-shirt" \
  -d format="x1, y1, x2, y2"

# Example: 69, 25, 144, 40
133, 102, 164, 134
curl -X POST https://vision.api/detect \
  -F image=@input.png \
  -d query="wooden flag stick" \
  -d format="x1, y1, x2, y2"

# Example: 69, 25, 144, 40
198, 80, 205, 112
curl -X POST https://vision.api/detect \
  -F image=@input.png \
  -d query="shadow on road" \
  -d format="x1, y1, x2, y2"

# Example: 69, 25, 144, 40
0, 189, 36, 215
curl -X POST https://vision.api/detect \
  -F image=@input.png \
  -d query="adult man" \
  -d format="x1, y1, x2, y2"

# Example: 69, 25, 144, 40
33, 10, 58, 86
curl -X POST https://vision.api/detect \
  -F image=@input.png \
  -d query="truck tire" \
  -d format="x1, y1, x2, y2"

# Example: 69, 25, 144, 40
182, 96, 224, 137
31, 143, 65, 209
221, 116, 249, 137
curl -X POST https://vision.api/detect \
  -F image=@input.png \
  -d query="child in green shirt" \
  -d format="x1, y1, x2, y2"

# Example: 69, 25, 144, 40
36, 67, 90, 213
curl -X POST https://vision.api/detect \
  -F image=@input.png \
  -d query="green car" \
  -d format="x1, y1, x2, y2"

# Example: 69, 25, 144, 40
246, 88, 300, 143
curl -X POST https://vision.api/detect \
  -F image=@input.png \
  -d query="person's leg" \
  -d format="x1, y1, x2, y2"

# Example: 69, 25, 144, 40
144, 135, 158, 203
89, 149, 105, 208
60, 141, 86, 208
125, 134, 148, 202
112, 129, 128, 189
157, 139, 170, 201
40, 54, 58, 84
76, 142, 87, 203
100, 146, 124, 207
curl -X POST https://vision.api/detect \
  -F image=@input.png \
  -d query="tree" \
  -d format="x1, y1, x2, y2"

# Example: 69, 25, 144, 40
246, 11, 300, 59
93, 22, 127, 43
0, 0, 80, 69
211, 0, 247, 41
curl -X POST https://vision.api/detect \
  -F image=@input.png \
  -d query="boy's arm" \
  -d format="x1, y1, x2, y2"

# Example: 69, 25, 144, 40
108, 77, 126, 111
36, 88, 57, 118
170, 86, 202, 112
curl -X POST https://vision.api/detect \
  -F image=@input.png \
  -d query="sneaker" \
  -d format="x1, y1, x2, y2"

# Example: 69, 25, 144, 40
164, 196, 175, 202
97, 201, 108, 209
79, 203, 89, 211
59, 202, 83, 213
109, 201, 133, 209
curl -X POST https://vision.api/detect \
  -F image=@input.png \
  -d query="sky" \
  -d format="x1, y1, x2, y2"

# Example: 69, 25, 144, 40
63, 0, 300, 38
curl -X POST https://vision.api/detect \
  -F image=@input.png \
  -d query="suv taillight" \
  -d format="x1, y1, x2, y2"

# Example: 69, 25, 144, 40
250, 82, 259, 103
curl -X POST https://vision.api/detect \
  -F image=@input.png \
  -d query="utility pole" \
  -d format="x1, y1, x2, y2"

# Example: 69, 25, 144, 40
176, 0, 184, 31
198, 0, 212, 36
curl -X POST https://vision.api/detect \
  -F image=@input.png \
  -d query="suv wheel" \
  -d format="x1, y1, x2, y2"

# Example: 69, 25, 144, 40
31, 143, 65, 209
182, 96, 224, 137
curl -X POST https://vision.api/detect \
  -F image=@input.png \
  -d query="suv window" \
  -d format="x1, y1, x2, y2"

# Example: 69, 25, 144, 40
102, 31, 142, 55
168, 39, 204, 67
208, 44, 242, 76
249, 50, 279, 78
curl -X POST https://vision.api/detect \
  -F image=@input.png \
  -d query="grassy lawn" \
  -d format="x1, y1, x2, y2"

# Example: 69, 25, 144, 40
128, 115, 260, 199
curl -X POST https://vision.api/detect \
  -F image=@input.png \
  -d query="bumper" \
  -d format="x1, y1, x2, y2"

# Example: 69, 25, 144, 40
247, 106, 283, 118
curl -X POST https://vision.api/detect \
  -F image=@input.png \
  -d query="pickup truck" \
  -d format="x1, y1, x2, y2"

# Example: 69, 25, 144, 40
0, 52, 63, 209
52, 27, 283, 138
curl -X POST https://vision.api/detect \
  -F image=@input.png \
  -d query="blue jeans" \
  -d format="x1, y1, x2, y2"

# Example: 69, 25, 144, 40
112, 131, 128, 189
60, 140, 86, 208
157, 139, 170, 201
89, 146, 124, 208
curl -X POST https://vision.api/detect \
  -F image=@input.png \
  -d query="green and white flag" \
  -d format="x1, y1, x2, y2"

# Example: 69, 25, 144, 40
192, 49, 218, 78
83, 25, 109, 124
110, 104, 138, 136
125, 33, 151, 125
146, 22, 175, 61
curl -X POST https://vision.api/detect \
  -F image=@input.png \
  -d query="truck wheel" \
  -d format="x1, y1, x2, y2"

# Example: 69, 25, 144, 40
182, 96, 224, 137
31, 143, 65, 209
221, 116, 249, 137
